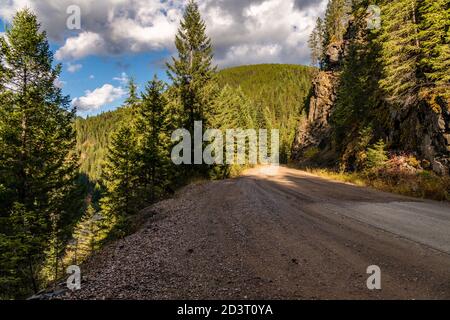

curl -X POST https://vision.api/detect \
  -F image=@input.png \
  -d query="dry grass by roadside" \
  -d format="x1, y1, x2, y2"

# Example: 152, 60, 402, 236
291, 166, 450, 201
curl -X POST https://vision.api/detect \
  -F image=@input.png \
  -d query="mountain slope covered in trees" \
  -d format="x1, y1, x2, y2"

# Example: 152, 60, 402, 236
76, 108, 132, 182
218, 64, 314, 162
77, 64, 314, 181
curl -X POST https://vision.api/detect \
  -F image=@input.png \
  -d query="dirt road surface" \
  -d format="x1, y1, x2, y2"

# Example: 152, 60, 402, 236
68, 166, 450, 300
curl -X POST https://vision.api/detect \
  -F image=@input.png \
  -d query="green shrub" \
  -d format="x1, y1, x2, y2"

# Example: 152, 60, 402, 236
365, 139, 388, 169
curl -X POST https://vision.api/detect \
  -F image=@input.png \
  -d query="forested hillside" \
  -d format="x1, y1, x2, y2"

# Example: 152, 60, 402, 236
218, 64, 313, 162
77, 64, 314, 181
76, 107, 133, 182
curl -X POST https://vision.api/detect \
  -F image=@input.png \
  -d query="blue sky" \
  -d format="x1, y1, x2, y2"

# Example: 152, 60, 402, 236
1, 17, 171, 117
56, 49, 171, 117
0, 0, 326, 117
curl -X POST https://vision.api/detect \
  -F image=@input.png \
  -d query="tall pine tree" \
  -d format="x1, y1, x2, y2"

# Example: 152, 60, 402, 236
101, 125, 139, 235
418, 0, 450, 109
136, 76, 172, 203
309, 17, 325, 67
378, 0, 421, 106
0, 9, 78, 297
322, 0, 352, 53
167, 0, 217, 173
64, 202, 104, 266
125, 77, 140, 111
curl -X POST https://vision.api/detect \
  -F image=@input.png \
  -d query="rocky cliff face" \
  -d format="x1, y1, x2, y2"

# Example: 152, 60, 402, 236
291, 37, 345, 166
413, 104, 450, 175
291, 71, 338, 164
292, 31, 450, 175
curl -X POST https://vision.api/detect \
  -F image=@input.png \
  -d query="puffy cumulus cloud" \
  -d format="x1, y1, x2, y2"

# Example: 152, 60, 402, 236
1, 0, 327, 66
55, 32, 106, 60
202, 0, 328, 66
0, 0, 30, 21
1, 0, 183, 59
72, 84, 125, 112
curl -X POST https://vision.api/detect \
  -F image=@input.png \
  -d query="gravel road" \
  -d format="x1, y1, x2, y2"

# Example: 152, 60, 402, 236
68, 166, 450, 300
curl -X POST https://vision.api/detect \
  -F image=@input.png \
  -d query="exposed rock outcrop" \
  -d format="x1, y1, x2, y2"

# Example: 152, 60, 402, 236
324, 41, 344, 70
385, 92, 450, 175
417, 106, 450, 175
291, 71, 339, 164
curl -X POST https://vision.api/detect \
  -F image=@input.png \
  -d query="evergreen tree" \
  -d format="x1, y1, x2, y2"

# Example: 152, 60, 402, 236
378, 0, 421, 106
124, 77, 140, 109
0, 9, 78, 297
166, 0, 217, 173
101, 126, 139, 226
418, 0, 450, 109
136, 76, 171, 203
331, 4, 383, 159
366, 139, 388, 169
101, 76, 173, 226
100, 81, 143, 234
309, 17, 324, 67
322, 0, 352, 52
67, 202, 103, 265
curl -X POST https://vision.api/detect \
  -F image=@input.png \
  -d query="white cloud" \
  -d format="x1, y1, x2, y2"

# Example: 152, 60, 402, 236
67, 62, 82, 73
113, 72, 129, 85
1, 0, 327, 66
0, 0, 30, 21
203, 0, 328, 66
72, 84, 125, 112
215, 44, 283, 67
55, 32, 106, 60
89, 75, 95, 79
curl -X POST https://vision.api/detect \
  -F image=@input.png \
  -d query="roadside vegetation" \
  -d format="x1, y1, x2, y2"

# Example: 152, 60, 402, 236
302, 167, 450, 201
295, 141, 450, 201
